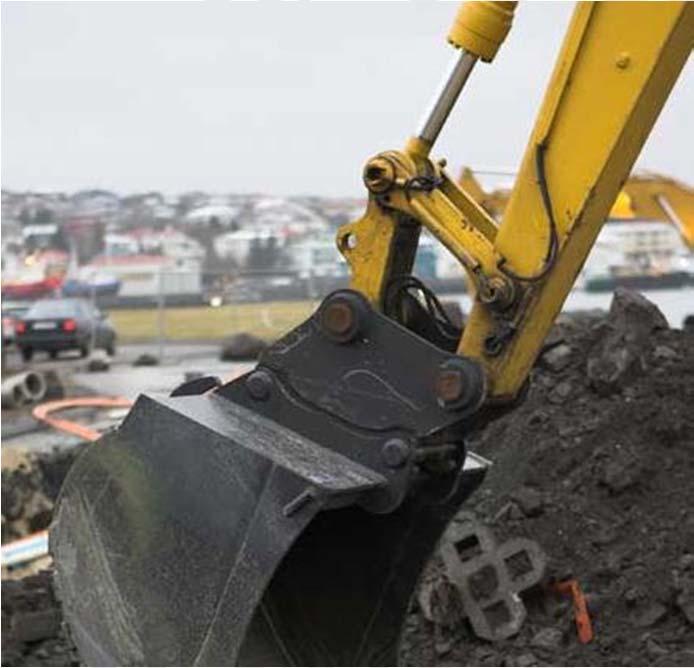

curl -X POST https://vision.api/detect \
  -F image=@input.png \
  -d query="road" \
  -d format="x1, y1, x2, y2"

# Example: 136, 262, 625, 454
2, 343, 253, 452
73, 345, 253, 400
7, 343, 253, 397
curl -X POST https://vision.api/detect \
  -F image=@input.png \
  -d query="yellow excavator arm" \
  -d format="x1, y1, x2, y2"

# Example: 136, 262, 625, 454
341, 0, 693, 401
51, 3, 694, 666
624, 174, 694, 248
463, 1, 693, 399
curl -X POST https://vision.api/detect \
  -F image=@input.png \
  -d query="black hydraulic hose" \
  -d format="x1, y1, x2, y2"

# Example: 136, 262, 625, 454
497, 142, 559, 283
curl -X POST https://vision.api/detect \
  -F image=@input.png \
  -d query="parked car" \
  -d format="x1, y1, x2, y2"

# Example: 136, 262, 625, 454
2, 302, 30, 346
15, 298, 117, 362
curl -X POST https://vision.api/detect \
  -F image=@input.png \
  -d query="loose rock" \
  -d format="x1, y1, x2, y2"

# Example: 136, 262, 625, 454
548, 379, 573, 404
653, 345, 679, 362
132, 353, 159, 366
511, 487, 544, 517
634, 603, 669, 628
511, 652, 538, 667
585, 289, 669, 396
676, 589, 694, 625
609, 289, 668, 341
531, 627, 564, 650
0, 572, 79, 667
541, 343, 573, 373
219, 333, 267, 361
87, 357, 110, 372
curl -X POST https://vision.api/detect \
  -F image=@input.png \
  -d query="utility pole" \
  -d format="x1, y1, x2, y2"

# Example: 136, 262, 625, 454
90, 282, 97, 355
157, 267, 165, 362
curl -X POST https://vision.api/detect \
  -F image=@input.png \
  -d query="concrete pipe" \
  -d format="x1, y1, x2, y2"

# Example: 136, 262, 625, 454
22, 372, 48, 403
1, 371, 48, 408
1, 374, 30, 409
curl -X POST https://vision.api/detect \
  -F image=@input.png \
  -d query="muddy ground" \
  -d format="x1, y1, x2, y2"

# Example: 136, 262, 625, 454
2, 290, 693, 666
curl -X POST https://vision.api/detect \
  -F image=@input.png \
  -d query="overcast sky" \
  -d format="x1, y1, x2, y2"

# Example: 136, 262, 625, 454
2, 1, 692, 197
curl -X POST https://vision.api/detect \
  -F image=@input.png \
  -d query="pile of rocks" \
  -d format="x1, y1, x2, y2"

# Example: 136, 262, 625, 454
403, 290, 694, 666
2, 447, 83, 544
1, 572, 79, 667
219, 332, 267, 361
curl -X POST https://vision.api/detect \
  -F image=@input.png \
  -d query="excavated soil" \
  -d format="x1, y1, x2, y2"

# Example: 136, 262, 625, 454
402, 290, 694, 666
1, 572, 79, 667
2, 446, 84, 545
2, 290, 693, 666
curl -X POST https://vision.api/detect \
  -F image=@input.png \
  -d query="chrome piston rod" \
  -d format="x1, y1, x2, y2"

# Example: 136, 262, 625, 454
415, 49, 478, 148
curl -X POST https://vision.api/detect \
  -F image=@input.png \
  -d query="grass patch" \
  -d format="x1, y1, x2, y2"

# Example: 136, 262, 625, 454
110, 300, 319, 343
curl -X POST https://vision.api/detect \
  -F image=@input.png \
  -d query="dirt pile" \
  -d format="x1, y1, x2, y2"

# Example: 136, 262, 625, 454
2, 447, 84, 544
403, 289, 694, 666
219, 332, 267, 361
1, 572, 79, 667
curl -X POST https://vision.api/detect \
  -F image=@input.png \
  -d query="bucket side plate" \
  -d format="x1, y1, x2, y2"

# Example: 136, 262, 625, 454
50, 394, 385, 666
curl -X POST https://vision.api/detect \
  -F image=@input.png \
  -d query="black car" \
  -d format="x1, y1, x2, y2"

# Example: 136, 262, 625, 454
15, 298, 117, 362
2, 302, 30, 345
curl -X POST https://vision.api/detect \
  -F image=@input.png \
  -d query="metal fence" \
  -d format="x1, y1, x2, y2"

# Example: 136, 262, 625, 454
80, 267, 468, 358
87, 269, 348, 357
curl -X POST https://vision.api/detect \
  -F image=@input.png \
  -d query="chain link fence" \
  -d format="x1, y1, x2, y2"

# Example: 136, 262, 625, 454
81, 266, 469, 358
86, 269, 352, 356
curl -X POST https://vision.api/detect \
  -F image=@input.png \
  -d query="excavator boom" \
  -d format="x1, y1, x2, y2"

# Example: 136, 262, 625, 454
50, 2, 693, 665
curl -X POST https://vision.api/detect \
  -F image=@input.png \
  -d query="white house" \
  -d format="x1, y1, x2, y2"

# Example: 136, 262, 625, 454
89, 254, 202, 298
213, 228, 278, 266
135, 228, 205, 265
184, 204, 240, 227
104, 233, 140, 257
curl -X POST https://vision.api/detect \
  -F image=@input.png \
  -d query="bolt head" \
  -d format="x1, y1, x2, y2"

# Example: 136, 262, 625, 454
363, 156, 396, 194
318, 291, 368, 344
434, 357, 485, 412
616, 52, 631, 69
479, 276, 515, 310
321, 301, 354, 337
246, 370, 272, 400
382, 439, 410, 469
436, 368, 465, 404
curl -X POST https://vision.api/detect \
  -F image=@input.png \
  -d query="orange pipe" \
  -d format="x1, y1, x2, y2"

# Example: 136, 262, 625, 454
32, 396, 132, 442
552, 579, 593, 644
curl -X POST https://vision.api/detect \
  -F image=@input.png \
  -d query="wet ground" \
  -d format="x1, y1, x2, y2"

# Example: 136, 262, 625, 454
2, 343, 252, 452
71, 353, 251, 401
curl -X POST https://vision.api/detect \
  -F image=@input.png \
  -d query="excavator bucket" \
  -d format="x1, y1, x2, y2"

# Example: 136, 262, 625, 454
50, 291, 488, 665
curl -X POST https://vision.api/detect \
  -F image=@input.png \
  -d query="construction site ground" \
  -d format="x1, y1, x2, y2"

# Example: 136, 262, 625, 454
2, 290, 693, 666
